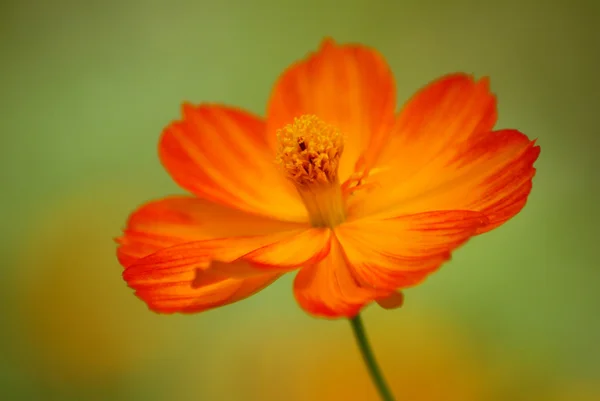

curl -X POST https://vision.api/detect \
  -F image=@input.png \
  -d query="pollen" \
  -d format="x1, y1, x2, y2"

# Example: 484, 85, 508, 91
276, 115, 344, 187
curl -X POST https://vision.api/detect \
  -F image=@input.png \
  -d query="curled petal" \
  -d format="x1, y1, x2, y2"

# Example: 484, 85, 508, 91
116, 196, 327, 314
122, 228, 330, 314
160, 104, 306, 222
127, 259, 282, 314
267, 38, 397, 182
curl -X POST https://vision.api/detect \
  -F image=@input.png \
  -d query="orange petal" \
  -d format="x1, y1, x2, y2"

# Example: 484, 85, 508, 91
116, 196, 306, 268
127, 227, 332, 272
352, 128, 540, 233
124, 228, 331, 313
293, 236, 393, 319
266, 38, 397, 182
377, 73, 497, 172
117, 197, 328, 314
159, 104, 307, 222
127, 259, 282, 314
335, 211, 489, 291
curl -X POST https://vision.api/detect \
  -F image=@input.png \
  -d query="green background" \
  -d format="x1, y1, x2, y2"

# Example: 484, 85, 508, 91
1, 0, 598, 400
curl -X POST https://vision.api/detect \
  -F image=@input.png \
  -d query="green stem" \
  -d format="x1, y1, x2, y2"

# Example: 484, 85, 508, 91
349, 314, 396, 401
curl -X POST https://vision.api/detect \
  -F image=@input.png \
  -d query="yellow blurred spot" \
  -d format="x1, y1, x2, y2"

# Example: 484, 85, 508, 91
204, 312, 491, 401
13, 185, 180, 385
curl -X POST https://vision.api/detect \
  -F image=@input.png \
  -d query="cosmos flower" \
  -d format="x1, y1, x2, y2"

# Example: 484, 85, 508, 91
116, 38, 540, 319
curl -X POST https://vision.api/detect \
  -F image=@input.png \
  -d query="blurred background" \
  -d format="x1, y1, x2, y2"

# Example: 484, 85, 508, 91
1, 0, 598, 400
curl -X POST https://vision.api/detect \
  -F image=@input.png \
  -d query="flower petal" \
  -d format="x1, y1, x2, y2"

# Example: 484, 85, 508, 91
377, 73, 497, 172
126, 259, 282, 314
352, 128, 540, 233
116, 196, 328, 314
116, 196, 306, 268
127, 226, 332, 272
124, 228, 330, 313
348, 74, 538, 229
160, 104, 306, 222
266, 38, 397, 182
293, 236, 391, 318
335, 211, 489, 292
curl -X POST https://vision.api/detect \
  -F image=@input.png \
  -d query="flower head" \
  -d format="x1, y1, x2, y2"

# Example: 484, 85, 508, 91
116, 38, 540, 319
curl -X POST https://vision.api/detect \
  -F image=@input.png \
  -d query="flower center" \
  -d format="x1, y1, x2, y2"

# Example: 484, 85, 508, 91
276, 115, 346, 227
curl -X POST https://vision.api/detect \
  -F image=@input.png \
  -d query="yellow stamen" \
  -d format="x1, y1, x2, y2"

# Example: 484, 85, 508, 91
276, 115, 346, 227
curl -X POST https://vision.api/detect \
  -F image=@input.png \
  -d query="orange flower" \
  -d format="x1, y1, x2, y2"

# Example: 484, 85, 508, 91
116, 38, 540, 319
